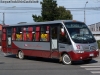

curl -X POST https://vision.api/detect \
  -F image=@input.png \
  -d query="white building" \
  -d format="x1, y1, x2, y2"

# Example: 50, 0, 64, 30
88, 22, 100, 40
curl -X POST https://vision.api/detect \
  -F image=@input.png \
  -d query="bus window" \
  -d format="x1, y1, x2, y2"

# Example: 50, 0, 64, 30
59, 25, 71, 44
12, 28, 16, 40
7, 28, 12, 46
40, 26, 49, 41
16, 27, 22, 41
28, 27, 33, 41
23, 27, 33, 41
23, 27, 27, 41
32, 26, 36, 41
35, 26, 40, 41
47, 26, 50, 41
51, 26, 57, 39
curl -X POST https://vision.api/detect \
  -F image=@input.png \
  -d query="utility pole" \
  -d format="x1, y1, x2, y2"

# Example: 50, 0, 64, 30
84, 1, 88, 24
2, 12, 5, 25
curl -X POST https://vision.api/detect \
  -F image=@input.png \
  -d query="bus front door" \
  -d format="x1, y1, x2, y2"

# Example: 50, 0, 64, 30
50, 26, 59, 58
6, 28, 12, 53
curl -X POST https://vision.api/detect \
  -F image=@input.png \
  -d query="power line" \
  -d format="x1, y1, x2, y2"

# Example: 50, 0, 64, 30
0, 7, 100, 10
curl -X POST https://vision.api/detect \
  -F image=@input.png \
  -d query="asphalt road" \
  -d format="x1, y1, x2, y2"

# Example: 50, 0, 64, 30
0, 51, 100, 75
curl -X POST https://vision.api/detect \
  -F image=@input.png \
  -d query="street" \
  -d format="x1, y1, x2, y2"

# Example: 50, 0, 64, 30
0, 50, 100, 75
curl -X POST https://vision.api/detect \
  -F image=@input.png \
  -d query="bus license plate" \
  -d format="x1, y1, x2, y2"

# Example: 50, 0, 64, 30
89, 53, 94, 56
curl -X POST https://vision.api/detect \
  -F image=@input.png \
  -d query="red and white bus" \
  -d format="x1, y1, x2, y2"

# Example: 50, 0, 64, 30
1, 20, 99, 65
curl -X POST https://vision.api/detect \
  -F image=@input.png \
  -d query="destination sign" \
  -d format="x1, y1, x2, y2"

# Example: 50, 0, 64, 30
65, 23, 86, 28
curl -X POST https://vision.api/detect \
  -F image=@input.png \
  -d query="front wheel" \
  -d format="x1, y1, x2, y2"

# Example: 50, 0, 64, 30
62, 54, 72, 65
18, 51, 24, 59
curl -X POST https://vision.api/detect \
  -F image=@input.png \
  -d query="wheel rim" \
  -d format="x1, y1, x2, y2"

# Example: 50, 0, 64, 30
19, 51, 23, 59
63, 54, 71, 65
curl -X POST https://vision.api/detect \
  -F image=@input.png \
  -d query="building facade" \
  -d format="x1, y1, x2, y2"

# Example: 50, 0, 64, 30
88, 22, 100, 40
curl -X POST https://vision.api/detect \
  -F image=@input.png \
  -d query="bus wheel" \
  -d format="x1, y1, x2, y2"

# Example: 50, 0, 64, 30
18, 51, 24, 59
83, 59, 92, 63
62, 54, 72, 65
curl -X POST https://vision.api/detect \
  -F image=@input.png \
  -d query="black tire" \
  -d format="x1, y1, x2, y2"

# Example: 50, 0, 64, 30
18, 51, 24, 59
83, 59, 92, 63
62, 54, 72, 65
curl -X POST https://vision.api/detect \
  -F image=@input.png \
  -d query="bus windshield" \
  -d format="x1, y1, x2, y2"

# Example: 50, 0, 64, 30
64, 22, 96, 43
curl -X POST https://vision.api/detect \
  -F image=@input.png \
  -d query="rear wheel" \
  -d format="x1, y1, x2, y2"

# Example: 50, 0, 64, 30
62, 54, 72, 65
18, 51, 24, 59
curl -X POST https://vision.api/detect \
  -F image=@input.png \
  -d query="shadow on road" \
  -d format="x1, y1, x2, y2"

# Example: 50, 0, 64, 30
5, 54, 98, 65
5, 54, 60, 64
72, 59, 98, 65
0, 62, 5, 64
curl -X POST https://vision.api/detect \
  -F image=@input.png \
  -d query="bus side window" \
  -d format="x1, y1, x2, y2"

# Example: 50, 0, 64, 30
40, 26, 49, 41
47, 26, 50, 41
23, 27, 27, 41
28, 27, 33, 41
16, 27, 22, 41
32, 26, 36, 41
59, 26, 71, 44
12, 28, 16, 40
35, 26, 40, 41
51, 26, 57, 39
23, 27, 33, 41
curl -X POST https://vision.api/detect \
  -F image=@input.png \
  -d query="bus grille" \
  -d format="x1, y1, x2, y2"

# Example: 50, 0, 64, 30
83, 46, 96, 52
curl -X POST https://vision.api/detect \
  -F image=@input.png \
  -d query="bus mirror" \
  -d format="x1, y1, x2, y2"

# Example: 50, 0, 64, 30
61, 28, 65, 35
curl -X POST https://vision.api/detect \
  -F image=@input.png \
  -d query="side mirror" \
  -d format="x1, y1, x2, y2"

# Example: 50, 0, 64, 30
61, 28, 65, 35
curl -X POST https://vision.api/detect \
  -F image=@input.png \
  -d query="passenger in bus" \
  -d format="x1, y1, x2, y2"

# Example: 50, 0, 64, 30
26, 34, 30, 41
41, 34, 47, 41
16, 34, 22, 41
12, 33, 15, 40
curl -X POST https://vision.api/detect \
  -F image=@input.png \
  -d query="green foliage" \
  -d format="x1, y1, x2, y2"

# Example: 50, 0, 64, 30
32, 0, 73, 22
56, 6, 73, 20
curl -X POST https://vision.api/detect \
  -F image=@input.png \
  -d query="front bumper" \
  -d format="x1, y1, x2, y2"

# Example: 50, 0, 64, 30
68, 50, 99, 61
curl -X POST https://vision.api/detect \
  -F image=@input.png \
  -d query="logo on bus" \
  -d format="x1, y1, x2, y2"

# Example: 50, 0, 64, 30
24, 44, 28, 47
24, 44, 42, 48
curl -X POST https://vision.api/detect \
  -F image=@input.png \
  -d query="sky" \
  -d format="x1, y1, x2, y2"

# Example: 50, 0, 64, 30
0, 0, 100, 25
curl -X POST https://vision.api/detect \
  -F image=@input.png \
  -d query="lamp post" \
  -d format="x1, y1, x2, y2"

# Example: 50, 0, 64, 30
2, 12, 5, 25
0, 6, 16, 25
84, 1, 88, 24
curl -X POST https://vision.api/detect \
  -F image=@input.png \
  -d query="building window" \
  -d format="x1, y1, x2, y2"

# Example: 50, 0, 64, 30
96, 27, 98, 31
99, 27, 100, 31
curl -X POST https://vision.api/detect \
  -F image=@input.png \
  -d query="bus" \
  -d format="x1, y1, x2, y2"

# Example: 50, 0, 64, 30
1, 20, 99, 65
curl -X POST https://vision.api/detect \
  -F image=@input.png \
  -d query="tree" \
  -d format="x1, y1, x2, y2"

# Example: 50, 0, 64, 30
56, 6, 72, 20
32, 0, 73, 22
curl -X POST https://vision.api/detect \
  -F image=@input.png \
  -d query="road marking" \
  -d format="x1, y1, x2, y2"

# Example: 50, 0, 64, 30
80, 66, 100, 68
91, 71, 100, 73
85, 68, 100, 70
80, 65, 100, 74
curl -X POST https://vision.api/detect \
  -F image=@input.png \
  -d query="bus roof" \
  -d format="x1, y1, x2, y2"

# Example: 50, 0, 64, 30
2, 20, 83, 27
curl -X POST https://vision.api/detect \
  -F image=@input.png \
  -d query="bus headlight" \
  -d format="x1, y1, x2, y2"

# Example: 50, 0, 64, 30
96, 49, 99, 51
